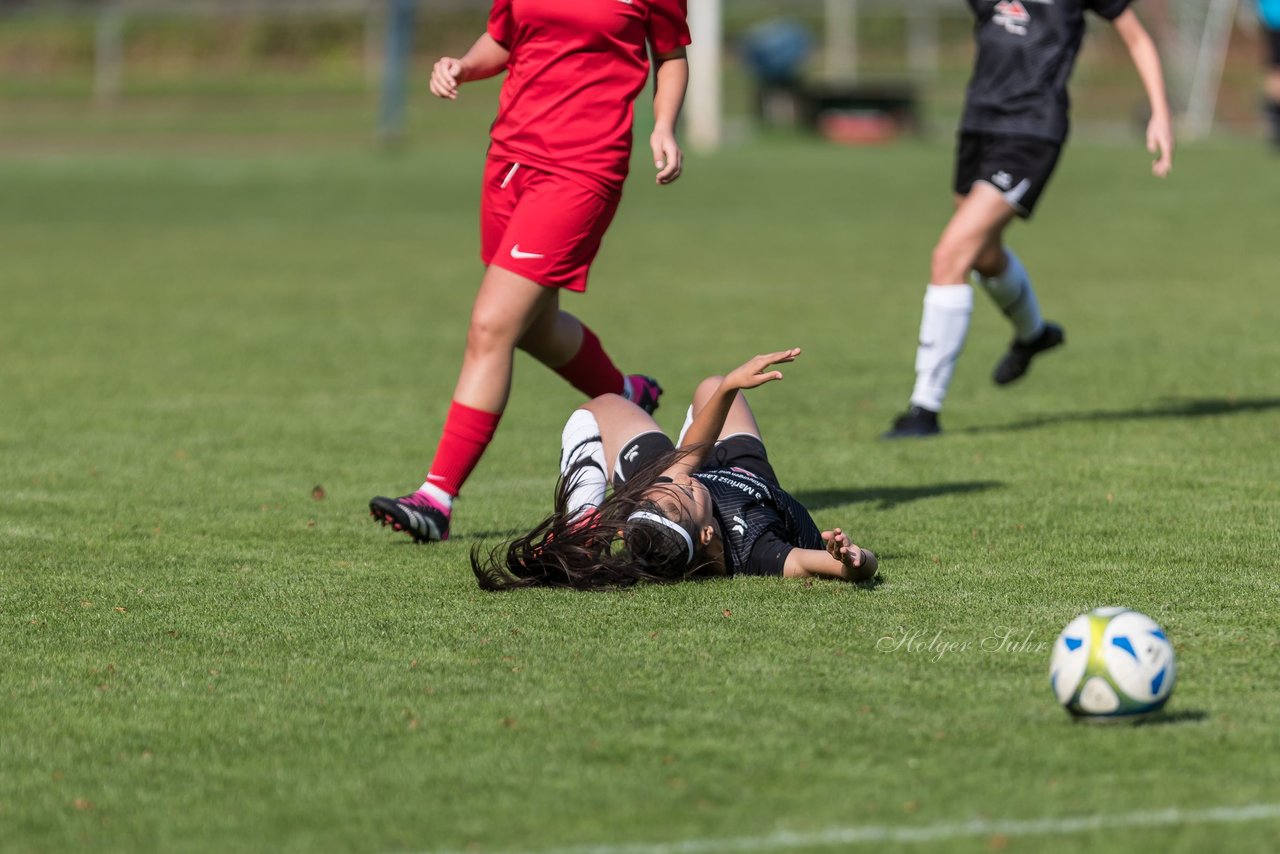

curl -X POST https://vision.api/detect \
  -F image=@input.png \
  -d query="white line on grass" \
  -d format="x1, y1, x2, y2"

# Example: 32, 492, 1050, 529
433, 803, 1280, 854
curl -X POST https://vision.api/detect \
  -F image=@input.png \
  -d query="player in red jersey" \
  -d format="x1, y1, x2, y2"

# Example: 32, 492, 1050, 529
883, 0, 1173, 438
371, 0, 691, 543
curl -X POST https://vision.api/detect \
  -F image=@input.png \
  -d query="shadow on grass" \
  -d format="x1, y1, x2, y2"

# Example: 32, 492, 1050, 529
960, 396, 1280, 435
795, 480, 1003, 512
458, 529, 528, 541
1135, 708, 1209, 726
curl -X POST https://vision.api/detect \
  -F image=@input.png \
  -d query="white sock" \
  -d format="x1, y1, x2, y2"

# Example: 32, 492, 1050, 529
676, 406, 694, 447
909, 284, 974, 413
973, 248, 1043, 343
415, 481, 454, 512
559, 409, 607, 517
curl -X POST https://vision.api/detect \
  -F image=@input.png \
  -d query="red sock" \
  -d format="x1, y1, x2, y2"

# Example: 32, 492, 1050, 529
424, 401, 502, 498
553, 325, 625, 398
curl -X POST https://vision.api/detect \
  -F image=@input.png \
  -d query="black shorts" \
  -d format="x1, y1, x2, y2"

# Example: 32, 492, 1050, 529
953, 131, 1062, 219
613, 431, 675, 486
1267, 27, 1280, 69
613, 432, 777, 486
701, 434, 778, 484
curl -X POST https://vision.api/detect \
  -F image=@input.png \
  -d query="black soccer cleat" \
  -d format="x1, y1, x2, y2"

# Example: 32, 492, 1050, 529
625, 374, 663, 415
993, 322, 1065, 386
369, 492, 450, 543
882, 405, 941, 439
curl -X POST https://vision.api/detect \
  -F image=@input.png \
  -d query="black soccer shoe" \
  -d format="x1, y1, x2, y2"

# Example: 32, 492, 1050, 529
882, 405, 941, 439
993, 322, 1065, 386
625, 374, 663, 415
369, 493, 450, 543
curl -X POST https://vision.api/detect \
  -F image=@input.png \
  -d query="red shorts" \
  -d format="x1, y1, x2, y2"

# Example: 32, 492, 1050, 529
480, 157, 621, 293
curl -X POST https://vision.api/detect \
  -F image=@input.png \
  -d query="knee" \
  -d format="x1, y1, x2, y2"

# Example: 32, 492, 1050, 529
693, 375, 724, 404
930, 239, 971, 284
586, 393, 627, 409
466, 310, 519, 357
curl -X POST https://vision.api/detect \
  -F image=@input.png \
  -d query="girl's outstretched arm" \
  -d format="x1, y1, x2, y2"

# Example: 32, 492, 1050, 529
1111, 9, 1173, 177
651, 48, 689, 185
784, 528, 878, 583
664, 349, 801, 479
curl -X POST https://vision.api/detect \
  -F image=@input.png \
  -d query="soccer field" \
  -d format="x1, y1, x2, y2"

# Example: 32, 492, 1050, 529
2, 124, 1279, 852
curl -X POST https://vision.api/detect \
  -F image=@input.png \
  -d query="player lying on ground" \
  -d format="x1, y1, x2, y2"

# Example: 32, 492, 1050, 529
472, 349, 877, 590
370, 0, 691, 542
884, 0, 1173, 438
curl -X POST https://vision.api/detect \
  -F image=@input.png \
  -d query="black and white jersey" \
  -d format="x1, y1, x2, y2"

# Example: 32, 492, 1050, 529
961, 0, 1131, 143
693, 466, 823, 577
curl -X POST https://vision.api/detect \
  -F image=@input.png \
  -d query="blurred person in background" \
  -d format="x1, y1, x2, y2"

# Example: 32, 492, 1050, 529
1261, 0, 1280, 146
883, 0, 1173, 438
371, 0, 690, 543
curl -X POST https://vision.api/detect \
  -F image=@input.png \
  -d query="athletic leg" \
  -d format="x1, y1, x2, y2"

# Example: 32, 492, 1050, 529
519, 299, 652, 406
971, 213, 1068, 387
369, 265, 552, 542
500, 168, 662, 412
884, 184, 1014, 438
972, 235, 1046, 346
581, 394, 664, 481
686, 375, 762, 443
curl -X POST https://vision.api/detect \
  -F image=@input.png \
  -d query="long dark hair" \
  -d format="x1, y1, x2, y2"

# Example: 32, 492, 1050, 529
470, 445, 717, 591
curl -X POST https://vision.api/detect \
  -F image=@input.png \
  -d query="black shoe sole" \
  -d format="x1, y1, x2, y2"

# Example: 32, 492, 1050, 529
369, 497, 448, 543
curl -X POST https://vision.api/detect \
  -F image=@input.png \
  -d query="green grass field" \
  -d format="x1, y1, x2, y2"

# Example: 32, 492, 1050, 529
2, 95, 1279, 853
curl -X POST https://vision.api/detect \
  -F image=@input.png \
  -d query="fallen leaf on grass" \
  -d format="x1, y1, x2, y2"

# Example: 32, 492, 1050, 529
311, 485, 326, 501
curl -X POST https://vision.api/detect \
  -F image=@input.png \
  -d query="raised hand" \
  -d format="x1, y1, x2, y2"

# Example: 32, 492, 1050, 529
724, 348, 802, 391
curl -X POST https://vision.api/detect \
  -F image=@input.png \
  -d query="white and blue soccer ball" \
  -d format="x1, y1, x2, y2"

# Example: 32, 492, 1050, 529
1049, 607, 1176, 722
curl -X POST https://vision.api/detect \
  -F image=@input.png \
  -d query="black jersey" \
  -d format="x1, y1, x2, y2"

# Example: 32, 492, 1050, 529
961, 0, 1131, 143
692, 466, 823, 577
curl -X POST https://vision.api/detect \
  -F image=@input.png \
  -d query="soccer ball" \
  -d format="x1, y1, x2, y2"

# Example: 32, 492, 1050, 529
1049, 607, 1176, 722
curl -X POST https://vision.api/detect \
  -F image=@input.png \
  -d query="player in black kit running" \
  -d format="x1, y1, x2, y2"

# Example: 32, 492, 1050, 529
471, 349, 878, 590
884, 0, 1174, 438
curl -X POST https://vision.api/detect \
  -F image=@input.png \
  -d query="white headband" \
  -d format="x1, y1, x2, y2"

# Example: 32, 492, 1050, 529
627, 511, 694, 565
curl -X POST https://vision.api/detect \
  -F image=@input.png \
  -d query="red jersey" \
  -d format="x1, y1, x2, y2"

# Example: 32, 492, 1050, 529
486, 0, 691, 198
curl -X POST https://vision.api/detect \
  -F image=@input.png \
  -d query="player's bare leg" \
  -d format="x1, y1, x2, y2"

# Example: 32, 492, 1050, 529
552, 394, 665, 523
581, 394, 664, 484
684, 375, 763, 444
454, 266, 558, 412
885, 185, 1013, 438
518, 289, 662, 415
369, 266, 552, 542
518, 294, 583, 368
966, 201, 1066, 387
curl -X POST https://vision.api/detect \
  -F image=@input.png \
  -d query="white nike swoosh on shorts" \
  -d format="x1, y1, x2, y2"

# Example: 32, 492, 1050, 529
510, 245, 546, 260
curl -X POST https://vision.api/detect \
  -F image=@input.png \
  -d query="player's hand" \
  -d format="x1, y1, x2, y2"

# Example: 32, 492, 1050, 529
822, 528, 877, 582
723, 348, 801, 391
430, 57, 465, 100
1147, 113, 1173, 178
651, 127, 683, 185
